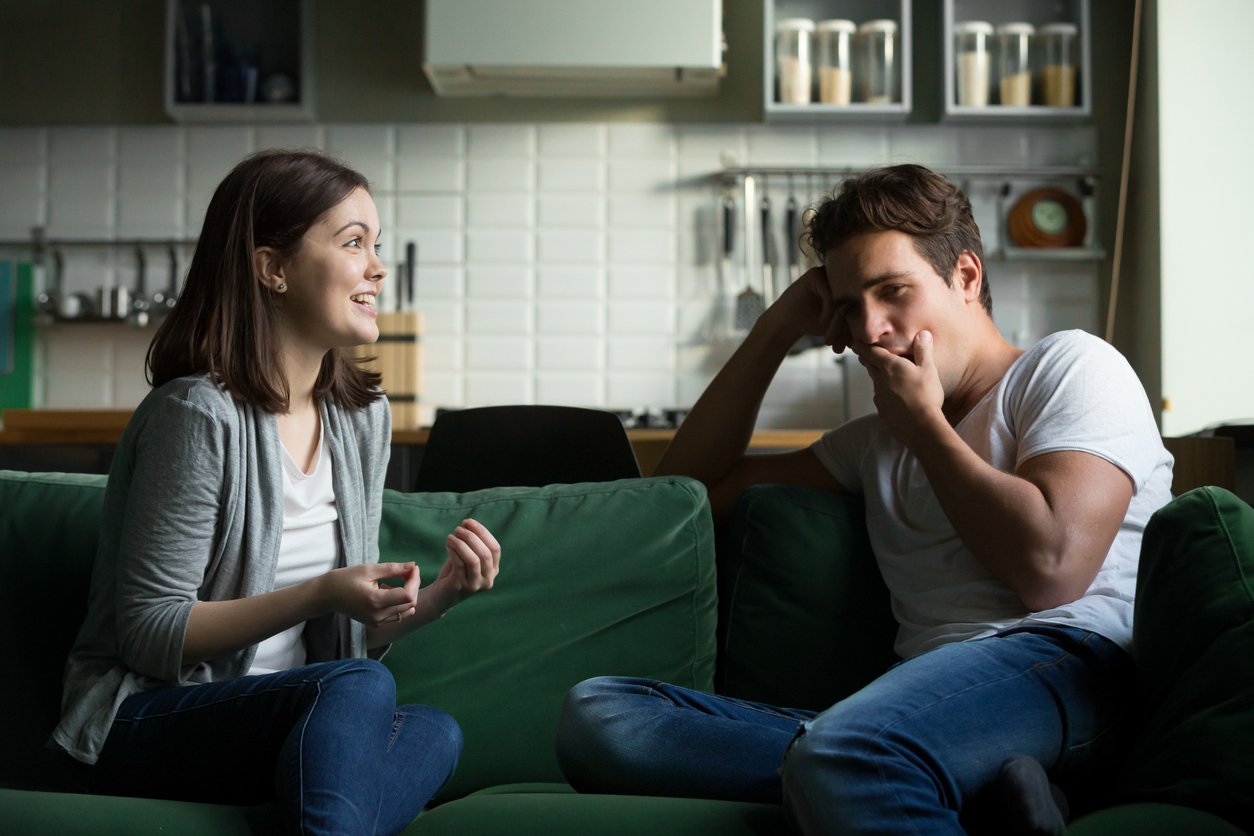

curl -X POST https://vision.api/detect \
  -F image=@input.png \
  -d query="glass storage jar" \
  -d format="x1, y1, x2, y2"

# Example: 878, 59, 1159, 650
996, 22, 1035, 106
954, 21, 994, 106
1040, 22, 1078, 107
858, 19, 899, 104
816, 19, 856, 105
776, 18, 815, 104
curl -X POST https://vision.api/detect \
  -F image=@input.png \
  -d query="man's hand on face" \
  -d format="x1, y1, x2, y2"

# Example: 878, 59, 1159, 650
763, 266, 851, 351
853, 330, 947, 450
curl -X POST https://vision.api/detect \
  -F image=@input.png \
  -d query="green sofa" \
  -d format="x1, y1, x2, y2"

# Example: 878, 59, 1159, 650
0, 470, 1249, 835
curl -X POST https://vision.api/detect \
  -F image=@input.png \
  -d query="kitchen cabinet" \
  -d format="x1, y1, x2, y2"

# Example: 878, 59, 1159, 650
163, 0, 315, 123
942, 0, 1092, 121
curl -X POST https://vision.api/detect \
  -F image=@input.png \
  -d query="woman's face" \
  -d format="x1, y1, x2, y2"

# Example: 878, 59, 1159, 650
276, 187, 386, 352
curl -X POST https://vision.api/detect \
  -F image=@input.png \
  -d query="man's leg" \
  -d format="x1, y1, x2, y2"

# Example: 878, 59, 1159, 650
780, 626, 1135, 836
556, 676, 816, 802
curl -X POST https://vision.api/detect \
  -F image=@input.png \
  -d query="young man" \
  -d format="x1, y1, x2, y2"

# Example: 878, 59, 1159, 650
555, 165, 1173, 836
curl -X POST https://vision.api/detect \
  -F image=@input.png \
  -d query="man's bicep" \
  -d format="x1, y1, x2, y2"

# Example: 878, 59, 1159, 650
708, 448, 846, 525
1016, 450, 1134, 567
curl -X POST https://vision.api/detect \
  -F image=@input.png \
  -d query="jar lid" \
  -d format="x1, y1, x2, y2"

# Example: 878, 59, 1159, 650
996, 22, 1037, 36
954, 21, 995, 36
1039, 22, 1079, 36
817, 19, 857, 34
776, 18, 816, 32
858, 19, 899, 34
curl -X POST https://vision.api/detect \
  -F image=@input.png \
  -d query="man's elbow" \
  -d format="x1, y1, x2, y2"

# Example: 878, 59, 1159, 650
1015, 556, 1097, 613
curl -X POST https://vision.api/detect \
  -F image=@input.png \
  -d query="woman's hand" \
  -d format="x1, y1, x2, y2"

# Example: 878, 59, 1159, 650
316, 562, 421, 628
420, 519, 502, 617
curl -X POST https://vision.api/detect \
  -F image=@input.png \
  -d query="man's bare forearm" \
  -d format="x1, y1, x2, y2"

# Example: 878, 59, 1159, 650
655, 315, 798, 485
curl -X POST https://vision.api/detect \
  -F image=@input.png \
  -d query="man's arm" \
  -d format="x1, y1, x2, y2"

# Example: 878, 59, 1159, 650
655, 267, 846, 525
860, 332, 1133, 612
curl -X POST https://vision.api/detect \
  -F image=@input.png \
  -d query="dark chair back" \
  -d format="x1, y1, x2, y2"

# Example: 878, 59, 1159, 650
414, 405, 642, 493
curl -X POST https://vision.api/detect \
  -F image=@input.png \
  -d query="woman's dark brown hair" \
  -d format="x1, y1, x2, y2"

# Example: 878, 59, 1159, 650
147, 149, 382, 412
804, 164, 992, 314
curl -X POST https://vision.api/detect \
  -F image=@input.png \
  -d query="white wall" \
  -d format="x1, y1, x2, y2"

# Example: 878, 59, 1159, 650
1158, 0, 1254, 435
0, 122, 1101, 428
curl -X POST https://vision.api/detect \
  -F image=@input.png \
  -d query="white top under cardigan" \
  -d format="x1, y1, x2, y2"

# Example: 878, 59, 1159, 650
52, 374, 392, 765
248, 430, 342, 676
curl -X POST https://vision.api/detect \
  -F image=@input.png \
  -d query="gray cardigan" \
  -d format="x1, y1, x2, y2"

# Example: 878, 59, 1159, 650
51, 374, 392, 764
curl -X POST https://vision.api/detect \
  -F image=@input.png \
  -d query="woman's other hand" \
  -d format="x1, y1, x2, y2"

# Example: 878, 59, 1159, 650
423, 519, 502, 615
317, 562, 420, 628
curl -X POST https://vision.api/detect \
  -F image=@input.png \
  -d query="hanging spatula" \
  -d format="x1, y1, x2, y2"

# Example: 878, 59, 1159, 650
734, 175, 765, 332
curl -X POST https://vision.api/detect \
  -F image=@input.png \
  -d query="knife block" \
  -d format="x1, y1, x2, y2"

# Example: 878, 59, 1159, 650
354, 311, 423, 429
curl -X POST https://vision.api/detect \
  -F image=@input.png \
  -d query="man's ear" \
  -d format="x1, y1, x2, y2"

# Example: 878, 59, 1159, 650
952, 250, 982, 304
254, 247, 285, 292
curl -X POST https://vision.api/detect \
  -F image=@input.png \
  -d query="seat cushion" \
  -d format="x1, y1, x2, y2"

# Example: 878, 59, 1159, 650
1120, 487, 1254, 832
718, 484, 899, 711
0, 788, 277, 836
379, 476, 717, 802
403, 788, 788, 836
0, 470, 108, 790
1066, 802, 1245, 836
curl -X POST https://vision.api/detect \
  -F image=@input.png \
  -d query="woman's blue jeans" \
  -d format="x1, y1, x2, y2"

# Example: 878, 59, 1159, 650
556, 626, 1135, 836
91, 658, 462, 836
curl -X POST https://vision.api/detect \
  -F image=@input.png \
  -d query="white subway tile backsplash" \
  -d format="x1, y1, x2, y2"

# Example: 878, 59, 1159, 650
888, 126, 959, 166
538, 229, 604, 265
466, 300, 531, 335
607, 337, 674, 371
117, 160, 184, 237
467, 125, 535, 158
326, 124, 396, 191
48, 163, 113, 237
0, 128, 47, 164
257, 126, 323, 151
537, 301, 602, 335
958, 128, 1029, 166
536, 337, 602, 371
413, 300, 463, 334
608, 265, 674, 299
677, 126, 745, 166
397, 196, 463, 228
468, 157, 534, 192
608, 124, 675, 158
465, 372, 532, 406
420, 335, 463, 370
50, 127, 115, 164
538, 158, 605, 192
746, 127, 817, 165
538, 194, 604, 228
467, 265, 532, 298
0, 164, 46, 236
537, 266, 603, 299
608, 301, 673, 335
186, 127, 253, 193
396, 158, 464, 192
608, 230, 673, 265
607, 373, 674, 407
45, 371, 111, 409
420, 372, 464, 408
608, 194, 674, 228
396, 228, 464, 264
536, 373, 602, 406
466, 229, 533, 264
538, 124, 606, 158
1028, 127, 1097, 166
118, 127, 182, 163
608, 158, 674, 192
818, 126, 890, 167
397, 125, 465, 159
414, 265, 463, 299
467, 192, 533, 228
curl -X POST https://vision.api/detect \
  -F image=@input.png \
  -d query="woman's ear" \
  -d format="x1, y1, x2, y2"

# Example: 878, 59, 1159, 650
254, 247, 287, 293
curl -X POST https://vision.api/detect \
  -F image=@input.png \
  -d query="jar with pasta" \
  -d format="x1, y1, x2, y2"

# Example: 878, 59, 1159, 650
858, 19, 899, 104
1040, 22, 1078, 107
816, 19, 856, 105
996, 22, 1035, 106
954, 21, 994, 106
776, 19, 815, 104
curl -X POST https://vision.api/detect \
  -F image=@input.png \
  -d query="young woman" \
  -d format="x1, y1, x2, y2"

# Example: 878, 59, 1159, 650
50, 150, 501, 836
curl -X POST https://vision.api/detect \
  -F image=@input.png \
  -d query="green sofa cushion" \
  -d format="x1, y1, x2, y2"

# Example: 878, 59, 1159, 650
1065, 802, 1246, 836
403, 787, 788, 836
718, 484, 898, 711
1120, 487, 1254, 832
379, 477, 717, 802
0, 788, 276, 836
0, 470, 108, 790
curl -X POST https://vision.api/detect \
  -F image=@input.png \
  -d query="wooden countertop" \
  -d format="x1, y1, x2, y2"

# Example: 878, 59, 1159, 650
0, 409, 824, 449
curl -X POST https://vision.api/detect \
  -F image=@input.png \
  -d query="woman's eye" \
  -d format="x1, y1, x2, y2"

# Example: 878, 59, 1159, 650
347, 237, 362, 248
373, 243, 382, 255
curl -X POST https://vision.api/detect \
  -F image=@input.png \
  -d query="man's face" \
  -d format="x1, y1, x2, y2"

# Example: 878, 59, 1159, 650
823, 229, 977, 397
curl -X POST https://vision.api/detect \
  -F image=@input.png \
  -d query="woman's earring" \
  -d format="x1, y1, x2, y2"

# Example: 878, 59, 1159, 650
276, 283, 286, 292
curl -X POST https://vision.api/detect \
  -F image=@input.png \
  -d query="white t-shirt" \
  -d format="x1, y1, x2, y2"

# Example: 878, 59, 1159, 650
812, 330, 1174, 659
247, 430, 342, 675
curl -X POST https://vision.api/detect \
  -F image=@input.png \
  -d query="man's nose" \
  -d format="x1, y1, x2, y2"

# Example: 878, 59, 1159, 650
855, 305, 890, 344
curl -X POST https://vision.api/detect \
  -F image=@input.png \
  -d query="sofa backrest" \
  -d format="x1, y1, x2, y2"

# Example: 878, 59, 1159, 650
0, 469, 718, 803
0, 470, 108, 790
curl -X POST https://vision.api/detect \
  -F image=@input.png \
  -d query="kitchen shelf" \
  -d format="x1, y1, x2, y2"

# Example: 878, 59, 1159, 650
997, 246, 1105, 262
942, 0, 1092, 121
163, 0, 315, 123
764, 0, 912, 122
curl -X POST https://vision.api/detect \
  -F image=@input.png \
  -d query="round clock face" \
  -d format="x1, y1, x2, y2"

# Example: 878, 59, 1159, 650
1031, 199, 1070, 235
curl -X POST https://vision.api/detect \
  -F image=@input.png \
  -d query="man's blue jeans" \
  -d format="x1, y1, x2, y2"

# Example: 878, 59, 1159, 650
90, 658, 462, 836
556, 626, 1134, 836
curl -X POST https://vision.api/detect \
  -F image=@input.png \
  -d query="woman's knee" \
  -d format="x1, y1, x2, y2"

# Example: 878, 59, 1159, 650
313, 657, 397, 707
555, 676, 638, 781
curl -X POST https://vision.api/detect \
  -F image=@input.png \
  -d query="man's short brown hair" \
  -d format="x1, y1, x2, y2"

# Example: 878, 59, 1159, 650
804, 164, 992, 314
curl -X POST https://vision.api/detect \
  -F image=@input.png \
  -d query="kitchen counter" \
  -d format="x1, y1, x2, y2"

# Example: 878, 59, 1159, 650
0, 410, 824, 478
